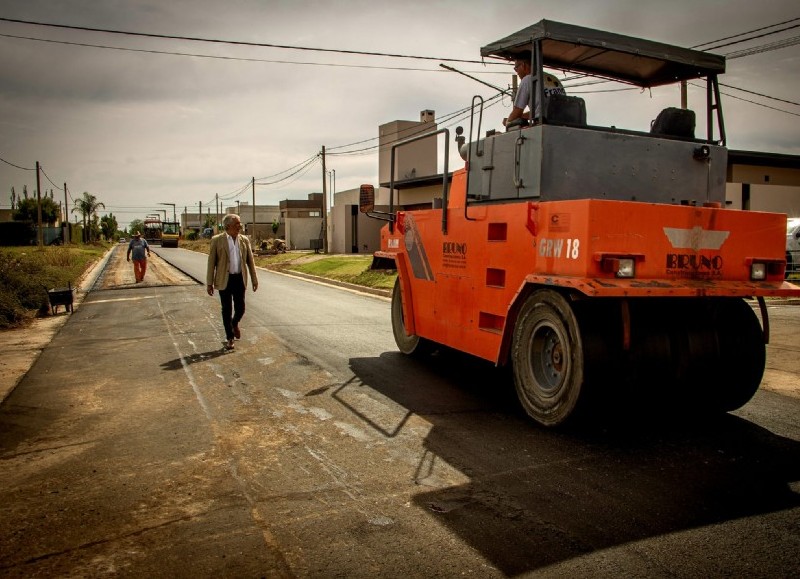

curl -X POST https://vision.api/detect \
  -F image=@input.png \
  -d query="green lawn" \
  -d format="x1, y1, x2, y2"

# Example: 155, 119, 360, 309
287, 256, 397, 290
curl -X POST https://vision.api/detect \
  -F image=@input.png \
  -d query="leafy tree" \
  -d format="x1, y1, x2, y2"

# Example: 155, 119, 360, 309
10, 186, 16, 209
100, 213, 118, 241
128, 219, 144, 235
90, 214, 102, 242
72, 192, 105, 242
203, 214, 216, 229
12, 195, 60, 224
272, 219, 279, 235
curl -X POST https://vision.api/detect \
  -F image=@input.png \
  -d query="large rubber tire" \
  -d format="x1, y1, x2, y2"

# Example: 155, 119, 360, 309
391, 278, 434, 357
512, 290, 584, 427
706, 298, 766, 412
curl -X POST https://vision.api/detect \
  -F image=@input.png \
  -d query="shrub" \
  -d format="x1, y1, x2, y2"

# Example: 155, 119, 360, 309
0, 245, 107, 329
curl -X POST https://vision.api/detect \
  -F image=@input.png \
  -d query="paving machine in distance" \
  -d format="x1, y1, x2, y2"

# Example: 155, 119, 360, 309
161, 221, 180, 248
143, 217, 162, 245
360, 20, 800, 426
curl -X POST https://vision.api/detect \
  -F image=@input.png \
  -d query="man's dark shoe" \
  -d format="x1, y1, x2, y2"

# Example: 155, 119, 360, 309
233, 324, 241, 340
224, 339, 235, 350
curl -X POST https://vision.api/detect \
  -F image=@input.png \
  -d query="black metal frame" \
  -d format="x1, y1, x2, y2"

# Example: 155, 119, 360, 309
380, 128, 451, 234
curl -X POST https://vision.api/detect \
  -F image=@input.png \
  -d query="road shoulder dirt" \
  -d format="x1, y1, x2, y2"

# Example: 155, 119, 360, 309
0, 245, 196, 404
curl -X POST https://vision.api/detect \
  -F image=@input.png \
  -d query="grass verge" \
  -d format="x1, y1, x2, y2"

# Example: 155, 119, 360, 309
287, 256, 396, 290
0, 244, 109, 329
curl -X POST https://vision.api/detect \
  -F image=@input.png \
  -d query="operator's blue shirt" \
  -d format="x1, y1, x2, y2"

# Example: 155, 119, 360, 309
128, 237, 149, 260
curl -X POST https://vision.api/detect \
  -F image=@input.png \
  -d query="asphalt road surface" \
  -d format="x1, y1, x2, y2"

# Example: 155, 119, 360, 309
0, 245, 798, 577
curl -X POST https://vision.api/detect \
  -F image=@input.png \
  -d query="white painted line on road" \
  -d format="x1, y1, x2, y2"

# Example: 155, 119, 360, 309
86, 296, 158, 304
154, 295, 213, 419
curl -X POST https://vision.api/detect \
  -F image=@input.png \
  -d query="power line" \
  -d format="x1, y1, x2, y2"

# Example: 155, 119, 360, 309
725, 34, 800, 59
692, 18, 800, 50
721, 91, 800, 117
258, 156, 321, 188
720, 82, 800, 107
0, 155, 35, 171
0, 32, 509, 74
255, 154, 320, 182
689, 81, 800, 117
0, 16, 501, 66
256, 156, 320, 186
328, 93, 507, 158
218, 180, 253, 201
328, 92, 507, 156
39, 166, 63, 191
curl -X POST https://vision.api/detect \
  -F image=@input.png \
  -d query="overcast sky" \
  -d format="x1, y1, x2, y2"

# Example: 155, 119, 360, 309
1, 0, 798, 230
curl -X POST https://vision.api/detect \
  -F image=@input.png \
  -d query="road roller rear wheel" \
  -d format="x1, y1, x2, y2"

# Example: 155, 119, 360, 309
707, 298, 766, 411
512, 290, 584, 427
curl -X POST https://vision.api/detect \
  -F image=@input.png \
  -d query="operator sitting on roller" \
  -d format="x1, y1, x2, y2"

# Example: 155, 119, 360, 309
503, 57, 566, 127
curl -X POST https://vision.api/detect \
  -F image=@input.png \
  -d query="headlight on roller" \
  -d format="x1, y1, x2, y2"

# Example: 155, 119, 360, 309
600, 256, 637, 278
750, 262, 767, 281
616, 258, 635, 278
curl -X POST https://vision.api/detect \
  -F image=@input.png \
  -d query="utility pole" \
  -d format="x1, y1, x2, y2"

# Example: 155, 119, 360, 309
216, 193, 219, 232
199, 201, 202, 230
252, 177, 256, 238
63, 182, 70, 243
35, 161, 43, 247
321, 146, 328, 253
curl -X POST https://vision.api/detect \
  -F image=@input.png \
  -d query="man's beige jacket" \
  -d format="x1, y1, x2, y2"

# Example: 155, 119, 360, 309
206, 233, 258, 291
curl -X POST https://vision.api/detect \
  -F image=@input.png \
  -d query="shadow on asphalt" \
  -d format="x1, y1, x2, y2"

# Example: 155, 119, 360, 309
160, 349, 232, 371
347, 349, 800, 575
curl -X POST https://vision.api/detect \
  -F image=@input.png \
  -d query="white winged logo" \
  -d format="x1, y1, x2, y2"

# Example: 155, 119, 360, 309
663, 226, 730, 250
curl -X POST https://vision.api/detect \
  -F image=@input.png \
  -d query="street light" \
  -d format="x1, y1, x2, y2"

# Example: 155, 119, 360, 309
158, 202, 177, 224
155, 209, 167, 222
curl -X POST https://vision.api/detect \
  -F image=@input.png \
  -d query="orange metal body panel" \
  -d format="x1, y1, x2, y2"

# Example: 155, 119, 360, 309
383, 169, 800, 364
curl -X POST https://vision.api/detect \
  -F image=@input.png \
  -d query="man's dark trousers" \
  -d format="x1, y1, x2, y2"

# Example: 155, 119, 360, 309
218, 272, 245, 340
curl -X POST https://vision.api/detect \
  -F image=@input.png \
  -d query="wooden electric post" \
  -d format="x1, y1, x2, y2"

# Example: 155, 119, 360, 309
321, 146, 328, 253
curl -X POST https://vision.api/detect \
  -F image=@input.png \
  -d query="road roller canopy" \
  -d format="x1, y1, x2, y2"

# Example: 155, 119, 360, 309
480, 20, 725, 88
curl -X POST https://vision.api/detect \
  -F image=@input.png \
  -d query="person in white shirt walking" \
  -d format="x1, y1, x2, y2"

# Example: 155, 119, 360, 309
206, 214, 258, 350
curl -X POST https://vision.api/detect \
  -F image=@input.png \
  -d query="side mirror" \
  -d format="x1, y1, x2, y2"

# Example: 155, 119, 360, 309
359, 184, 375, 214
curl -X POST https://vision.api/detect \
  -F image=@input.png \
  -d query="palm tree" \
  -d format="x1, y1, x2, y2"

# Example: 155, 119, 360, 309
72, 192, 105, 242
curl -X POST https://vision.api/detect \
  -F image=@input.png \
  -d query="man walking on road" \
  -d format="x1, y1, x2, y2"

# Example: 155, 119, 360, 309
126, 231, 151, 283
206, 214, 258, 350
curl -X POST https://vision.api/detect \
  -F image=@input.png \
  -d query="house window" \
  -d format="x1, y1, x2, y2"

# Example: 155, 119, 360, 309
309, 211, 320, 217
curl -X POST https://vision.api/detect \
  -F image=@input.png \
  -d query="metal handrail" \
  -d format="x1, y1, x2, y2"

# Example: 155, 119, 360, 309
464, 95, 484, 222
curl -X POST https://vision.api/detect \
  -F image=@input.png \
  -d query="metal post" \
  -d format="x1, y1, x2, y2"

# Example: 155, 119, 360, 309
252, 177, 256, 239
681, 80, 687, 109
35, 161, 43, 247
